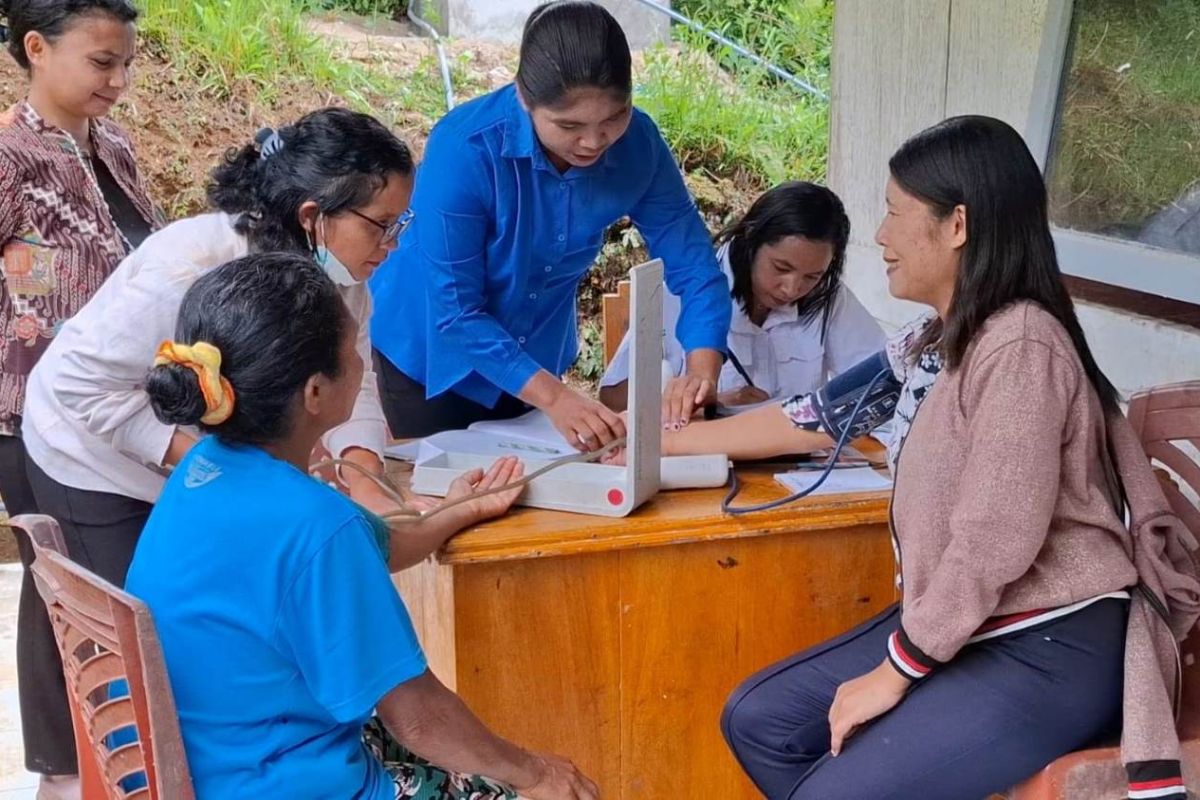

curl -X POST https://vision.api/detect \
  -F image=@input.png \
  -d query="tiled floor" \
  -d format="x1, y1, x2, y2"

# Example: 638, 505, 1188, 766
0, 564, 37, 800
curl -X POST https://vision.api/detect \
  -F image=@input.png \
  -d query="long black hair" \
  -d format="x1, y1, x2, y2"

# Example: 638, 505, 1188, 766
145, 253, 350, 446
714, 181, 850, 338
207, 107, 413, 254
516, 0, 632, 107
1, 0, 137, 69
890, 115, 1119, 414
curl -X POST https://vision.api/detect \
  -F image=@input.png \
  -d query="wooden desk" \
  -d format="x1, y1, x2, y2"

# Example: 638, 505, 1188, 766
392, 464, 896, 798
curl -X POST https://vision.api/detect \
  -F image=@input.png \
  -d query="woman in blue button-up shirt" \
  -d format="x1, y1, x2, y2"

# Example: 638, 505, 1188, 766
370, 0, 731, 449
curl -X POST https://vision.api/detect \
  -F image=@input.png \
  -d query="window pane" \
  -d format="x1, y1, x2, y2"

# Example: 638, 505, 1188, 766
1047, 0, 1200, 257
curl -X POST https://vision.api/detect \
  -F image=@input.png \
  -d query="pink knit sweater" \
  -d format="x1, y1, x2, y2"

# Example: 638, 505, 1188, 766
885, 301, 1200, 798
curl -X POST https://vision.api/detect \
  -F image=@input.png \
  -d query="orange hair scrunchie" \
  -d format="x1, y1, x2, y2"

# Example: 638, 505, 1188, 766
153, 341, 237, 425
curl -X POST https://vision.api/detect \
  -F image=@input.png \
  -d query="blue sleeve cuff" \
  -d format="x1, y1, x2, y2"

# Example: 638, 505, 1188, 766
674, 277, 732, 357
676, 332, 729, 356
494, 351, 543, 397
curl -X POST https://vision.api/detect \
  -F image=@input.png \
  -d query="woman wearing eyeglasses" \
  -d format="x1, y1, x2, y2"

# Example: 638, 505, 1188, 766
21, 108, 506, 590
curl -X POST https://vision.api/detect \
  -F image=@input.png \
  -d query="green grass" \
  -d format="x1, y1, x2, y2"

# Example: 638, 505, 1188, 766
636, 42, 828, 188
138, 0, 830, 187
635, 1, 832, 189
675, 0, 832, 91
321, 0, 408, 18
137, 0, 455, 120
1048, 0, 1200, 234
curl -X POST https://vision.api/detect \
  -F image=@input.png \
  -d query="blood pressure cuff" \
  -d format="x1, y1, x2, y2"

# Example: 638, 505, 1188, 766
812, 350, 901, 440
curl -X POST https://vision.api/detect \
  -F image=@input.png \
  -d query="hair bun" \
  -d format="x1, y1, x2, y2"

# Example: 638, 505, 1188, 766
145, 363, 209, 427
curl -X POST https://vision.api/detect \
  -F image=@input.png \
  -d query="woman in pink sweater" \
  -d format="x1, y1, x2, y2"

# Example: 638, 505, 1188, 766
710, 116, 1191, 799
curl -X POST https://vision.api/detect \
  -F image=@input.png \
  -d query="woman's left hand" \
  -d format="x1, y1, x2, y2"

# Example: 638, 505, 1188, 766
662, 374, 715, 430
443, 456, 526, 525
828, 660, 911, 756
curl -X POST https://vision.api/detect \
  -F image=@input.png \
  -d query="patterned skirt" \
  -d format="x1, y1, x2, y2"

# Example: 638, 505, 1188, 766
363, 717, 519, 800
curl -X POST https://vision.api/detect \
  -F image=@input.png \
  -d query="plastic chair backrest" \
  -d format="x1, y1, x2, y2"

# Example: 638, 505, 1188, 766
1127, 381, 1200, 732
20, 514, 195, 800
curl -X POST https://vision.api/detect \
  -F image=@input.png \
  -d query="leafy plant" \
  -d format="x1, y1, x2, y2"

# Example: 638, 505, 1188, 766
573, 320, 607, 382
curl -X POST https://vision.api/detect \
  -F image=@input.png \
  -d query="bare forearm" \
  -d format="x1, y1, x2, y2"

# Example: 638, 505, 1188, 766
599, 382, 628, 412
517, 369, 563, 409
664, 404, 832, 459
380, 671, 538, 789
337, 448, 434, 571
685, 348, 722, 385
341, 446, 385, 494
385, 510, 471, 572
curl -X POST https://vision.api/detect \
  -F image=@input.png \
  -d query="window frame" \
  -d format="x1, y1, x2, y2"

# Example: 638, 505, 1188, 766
1031, 0, 1200, 322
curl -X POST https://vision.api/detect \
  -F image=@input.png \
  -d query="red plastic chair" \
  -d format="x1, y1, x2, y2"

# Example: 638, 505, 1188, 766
1009, 380, 1200, 799
20, 514, 194, 800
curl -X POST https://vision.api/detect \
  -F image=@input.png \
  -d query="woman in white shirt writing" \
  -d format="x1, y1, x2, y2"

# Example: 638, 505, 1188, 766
600, 182, 884, 418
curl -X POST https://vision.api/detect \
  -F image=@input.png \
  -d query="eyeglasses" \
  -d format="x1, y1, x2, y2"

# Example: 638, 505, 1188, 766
348, 208, 415, 244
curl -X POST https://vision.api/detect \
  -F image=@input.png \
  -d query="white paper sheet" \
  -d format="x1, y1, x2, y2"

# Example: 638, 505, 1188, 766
467, 410, 575, 454
383, 410, 576, 463
774, 465, 893, 496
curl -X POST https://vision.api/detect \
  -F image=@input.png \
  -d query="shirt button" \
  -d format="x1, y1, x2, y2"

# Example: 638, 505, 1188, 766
518, 336, 527, 344
559, 182, 567, 190
544, 265, 552, 272
529, 293, 538, 300
557, 234, 565, 242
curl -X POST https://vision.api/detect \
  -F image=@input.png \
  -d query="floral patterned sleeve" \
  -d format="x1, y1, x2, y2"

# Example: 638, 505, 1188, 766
885, 313, 937, 384
781, 392, 821, 431
778, 313, 940, 436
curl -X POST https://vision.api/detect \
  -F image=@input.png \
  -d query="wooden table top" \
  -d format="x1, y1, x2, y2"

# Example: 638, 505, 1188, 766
389, 459, 892, 565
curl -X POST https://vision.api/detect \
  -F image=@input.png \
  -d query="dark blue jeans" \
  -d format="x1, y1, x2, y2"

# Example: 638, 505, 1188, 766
721, 600, 1128, 800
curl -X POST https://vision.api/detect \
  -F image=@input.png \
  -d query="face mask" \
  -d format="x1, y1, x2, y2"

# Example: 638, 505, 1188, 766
312, 216, 361, 287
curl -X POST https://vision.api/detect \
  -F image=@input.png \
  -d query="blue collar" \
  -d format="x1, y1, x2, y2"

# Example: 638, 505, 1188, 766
501, 85, 539, 160
500, 84, 619, 176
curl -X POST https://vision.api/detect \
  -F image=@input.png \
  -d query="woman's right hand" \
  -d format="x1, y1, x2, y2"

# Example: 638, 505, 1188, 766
544, 386, 626, 452
718, 385, 771, 408
513, 752, 600, 800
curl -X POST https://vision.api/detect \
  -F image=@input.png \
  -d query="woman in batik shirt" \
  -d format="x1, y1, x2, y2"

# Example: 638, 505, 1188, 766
0, 1, 158, 795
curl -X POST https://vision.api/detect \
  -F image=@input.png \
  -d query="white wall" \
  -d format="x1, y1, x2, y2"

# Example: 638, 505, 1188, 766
422, 0, 671, 49
829, 0, 1200, 396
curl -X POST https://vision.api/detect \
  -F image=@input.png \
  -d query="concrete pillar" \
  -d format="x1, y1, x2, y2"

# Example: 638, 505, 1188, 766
414, 0, 672, 49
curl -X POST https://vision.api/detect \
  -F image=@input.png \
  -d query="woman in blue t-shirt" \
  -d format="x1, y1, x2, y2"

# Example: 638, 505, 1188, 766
126, 254, 597, 800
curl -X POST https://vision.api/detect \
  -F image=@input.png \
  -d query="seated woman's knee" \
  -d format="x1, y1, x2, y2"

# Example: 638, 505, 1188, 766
720, 677, 772, 751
